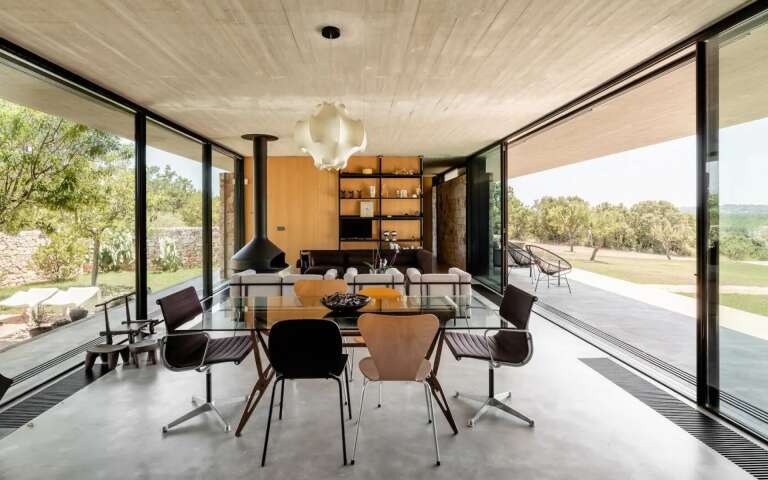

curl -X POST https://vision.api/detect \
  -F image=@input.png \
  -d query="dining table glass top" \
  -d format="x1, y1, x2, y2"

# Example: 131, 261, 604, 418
186, 295, 511, 332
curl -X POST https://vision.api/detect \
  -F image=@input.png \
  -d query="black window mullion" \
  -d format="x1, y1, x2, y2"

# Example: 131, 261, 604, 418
202, 143, 213, 298
134, 112, 148, 319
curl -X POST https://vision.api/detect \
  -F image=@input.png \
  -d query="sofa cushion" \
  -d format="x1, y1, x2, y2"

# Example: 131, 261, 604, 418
305, 265, 343, 277
345, 250, 375, 268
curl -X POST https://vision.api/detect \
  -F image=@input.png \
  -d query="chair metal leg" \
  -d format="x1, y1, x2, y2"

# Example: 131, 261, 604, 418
456, 391, 535, 428
344, 366, 352, 420
162, 403, 211, 433
425, 385, 433, 424
351, 380, 370, 465
333, 376, 348, 465
278, 378, 285, 420
349, 348, 356, 382
378, 383, 382, 408
164, 369, 242, 434
494, 400, 535, 427
564, 275, 572, 294
424, 382, 440, 466
261, 377, 281, 467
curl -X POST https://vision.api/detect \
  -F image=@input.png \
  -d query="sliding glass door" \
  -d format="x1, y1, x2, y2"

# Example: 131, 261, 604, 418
468, 145, 504, 290
707, 12, 768, 438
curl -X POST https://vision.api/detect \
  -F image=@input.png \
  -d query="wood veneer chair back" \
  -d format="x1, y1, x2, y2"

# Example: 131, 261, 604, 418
357, 287, 402, 299
358, 313, 438, 381
293, 279, 348, 297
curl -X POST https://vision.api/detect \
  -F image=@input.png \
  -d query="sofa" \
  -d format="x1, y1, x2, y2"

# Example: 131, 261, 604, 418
297, 249, 433, 277
406, 267, 472, 297
343, 267, 406, 295
229, 270, 336, 298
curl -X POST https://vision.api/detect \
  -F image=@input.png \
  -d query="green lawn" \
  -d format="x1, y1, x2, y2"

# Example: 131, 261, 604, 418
0, 268, 202, 305
681, 292, 768, 317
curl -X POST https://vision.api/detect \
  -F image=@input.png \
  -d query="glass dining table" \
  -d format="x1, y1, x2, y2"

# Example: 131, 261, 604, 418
187, 294, 509, 436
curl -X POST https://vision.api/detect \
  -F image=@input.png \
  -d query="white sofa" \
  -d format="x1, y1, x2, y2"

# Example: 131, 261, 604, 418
229, 269, 337, 297
343, 267, 406, 295
406, 267, 472, 297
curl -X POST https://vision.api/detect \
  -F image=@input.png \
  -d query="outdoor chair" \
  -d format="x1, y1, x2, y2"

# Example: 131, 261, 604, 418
507, 242, 535, 281
261, 319, 351, 467
527, 245, 573, 294
0, 288, 57, 322
158, 287, 253, 434
445, 284, 537, 427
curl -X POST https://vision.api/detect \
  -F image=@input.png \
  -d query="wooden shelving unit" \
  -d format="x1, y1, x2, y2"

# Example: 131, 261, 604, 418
338, 155, 424, 250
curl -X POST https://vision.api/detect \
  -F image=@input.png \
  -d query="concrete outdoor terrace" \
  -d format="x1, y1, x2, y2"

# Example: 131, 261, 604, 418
0, 293, 755, 479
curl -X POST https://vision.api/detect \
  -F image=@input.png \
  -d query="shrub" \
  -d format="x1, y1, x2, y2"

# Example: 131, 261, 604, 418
720, 232, 768, 261
33, 231, 88, 281
99, 230, 134, 272
152, 237, 182, 272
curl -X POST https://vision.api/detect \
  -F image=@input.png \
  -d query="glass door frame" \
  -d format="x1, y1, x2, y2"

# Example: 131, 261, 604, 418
698, 10, 768, 440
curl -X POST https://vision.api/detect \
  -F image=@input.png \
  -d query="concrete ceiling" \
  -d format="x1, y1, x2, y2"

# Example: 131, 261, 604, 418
0, 0, 748, 158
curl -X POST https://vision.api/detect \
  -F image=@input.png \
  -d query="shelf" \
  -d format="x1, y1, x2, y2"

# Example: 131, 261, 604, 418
340, 215, 422, 220
340, 197, 378, 200
340, 238, 379, 242
339, 173, 423, 179
340, 196, 421, 200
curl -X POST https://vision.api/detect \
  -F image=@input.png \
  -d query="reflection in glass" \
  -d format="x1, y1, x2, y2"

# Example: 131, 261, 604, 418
212, 150, 236, 290
468, 146, 503, 290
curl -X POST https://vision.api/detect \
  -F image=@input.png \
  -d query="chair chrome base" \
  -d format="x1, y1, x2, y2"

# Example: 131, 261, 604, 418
161, 369, 248, 434
454, 391, 535, 427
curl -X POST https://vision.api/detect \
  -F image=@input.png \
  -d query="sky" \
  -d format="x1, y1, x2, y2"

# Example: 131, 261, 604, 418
508, 117, 768, 208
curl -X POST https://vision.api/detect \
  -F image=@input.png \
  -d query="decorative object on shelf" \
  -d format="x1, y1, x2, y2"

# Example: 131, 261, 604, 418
362, 168, 373, 175
293, 28, 366, 171
369, 185, 376, 197
394, 168, 415, 175
416, 187, 422, 196
353, 190, 361, 199
391, 230, 398, 241
383, 231, 390, 242
360, 201, 374, 218
411, 193, 418, 198
321, 292, 371, 313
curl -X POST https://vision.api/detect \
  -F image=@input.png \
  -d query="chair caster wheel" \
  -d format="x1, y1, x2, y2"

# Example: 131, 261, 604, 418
162, 426, 168, 434
377, 404, 381, 408
529, 420, 535, 427
454, 392, 460, 398
467, 420, 475, 428
224, 425, 231, 433
436, 461, 441, 466
350, 460, 355, 465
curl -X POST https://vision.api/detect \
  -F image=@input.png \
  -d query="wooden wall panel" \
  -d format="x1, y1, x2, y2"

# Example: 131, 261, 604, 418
244, 156, 338, 267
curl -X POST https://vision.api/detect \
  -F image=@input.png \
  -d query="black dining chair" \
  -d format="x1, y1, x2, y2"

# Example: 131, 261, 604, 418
157, 287, 253, 434
445, 284, 537, 427
261, 319, 351, 467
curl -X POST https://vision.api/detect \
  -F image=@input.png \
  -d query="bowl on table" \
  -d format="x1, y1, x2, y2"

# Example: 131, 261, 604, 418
321, 293, 371, 313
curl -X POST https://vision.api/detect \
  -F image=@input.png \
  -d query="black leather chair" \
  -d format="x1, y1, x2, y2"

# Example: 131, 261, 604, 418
0, 372, 12, 402
445, 284, 537, 427
261, 319, 351, 467
157, 287, 253, 433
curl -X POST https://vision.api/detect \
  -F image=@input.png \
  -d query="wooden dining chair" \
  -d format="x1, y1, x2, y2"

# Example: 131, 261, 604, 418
293, 279, 348, 297
357, 287, 402, 299
351, 313, 441, 466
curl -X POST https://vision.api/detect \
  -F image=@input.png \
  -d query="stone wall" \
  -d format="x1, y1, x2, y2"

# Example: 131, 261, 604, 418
0, 230, 48, 288
436, 175, 467, 269
147, 227, 221, 270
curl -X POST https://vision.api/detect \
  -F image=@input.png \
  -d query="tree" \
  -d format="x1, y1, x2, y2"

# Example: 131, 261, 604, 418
534, 196, 590, 251
0, 100, 120, 234
147, 165, 200, 226
588, 203, 631, 260
507, 189, 535, 241
629, 201, 694, 258
70, 146, 134, 286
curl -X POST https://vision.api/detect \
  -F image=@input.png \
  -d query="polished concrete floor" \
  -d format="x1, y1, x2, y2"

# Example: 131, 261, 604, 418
0, 305, 757, 479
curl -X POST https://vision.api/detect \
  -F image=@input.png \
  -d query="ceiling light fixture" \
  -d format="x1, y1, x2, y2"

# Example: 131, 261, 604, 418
293, 26, 367, 171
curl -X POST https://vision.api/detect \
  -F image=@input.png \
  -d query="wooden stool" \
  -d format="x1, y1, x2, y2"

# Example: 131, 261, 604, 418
129, 339, 160, 367
85, 344, 129, 371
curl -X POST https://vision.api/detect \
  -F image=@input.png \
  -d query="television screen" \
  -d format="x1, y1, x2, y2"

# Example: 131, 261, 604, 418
340, 218, 373, 239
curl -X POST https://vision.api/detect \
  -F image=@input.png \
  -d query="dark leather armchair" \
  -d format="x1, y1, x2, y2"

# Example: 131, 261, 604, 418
157, 287, 252, 434
445, 284, 537, 427
261, 319, 351, 467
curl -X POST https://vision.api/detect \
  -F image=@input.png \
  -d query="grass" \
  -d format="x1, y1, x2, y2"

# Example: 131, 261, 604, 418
0, 268, 202, 306
681, 292, 768, 318
540, 244, 768, 287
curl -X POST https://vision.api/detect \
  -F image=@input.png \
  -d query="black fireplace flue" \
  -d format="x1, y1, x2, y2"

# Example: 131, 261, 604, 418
230, 134, 288, 273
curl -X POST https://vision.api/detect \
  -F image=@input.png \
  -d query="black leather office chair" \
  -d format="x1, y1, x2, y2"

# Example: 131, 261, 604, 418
0, 372, 12, 402
261, 319, 351, 467
157, 287, 252, 433
445, 284, 537, 427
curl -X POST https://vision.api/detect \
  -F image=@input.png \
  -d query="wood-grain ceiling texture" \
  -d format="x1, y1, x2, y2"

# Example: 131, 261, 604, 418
0, 0, 748, 157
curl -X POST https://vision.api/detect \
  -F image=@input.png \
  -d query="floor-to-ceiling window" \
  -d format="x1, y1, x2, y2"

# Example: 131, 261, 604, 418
146, 121, 204, 299
212, 150, 236, 291
708, 12, 768, 438
0, 57, 135, 372
505, 56, 699, 384
468, 145, 503, 290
